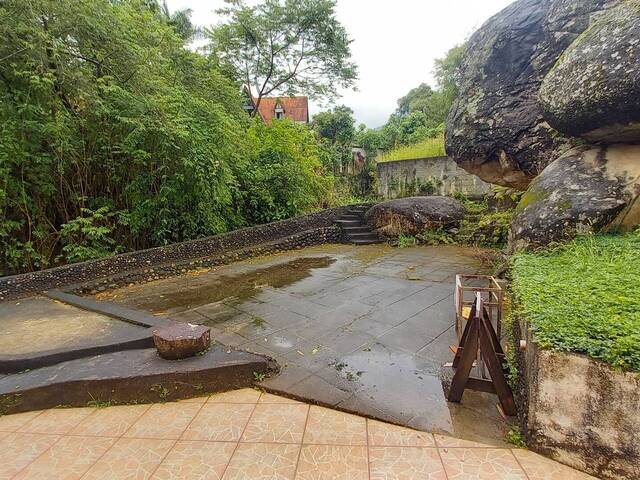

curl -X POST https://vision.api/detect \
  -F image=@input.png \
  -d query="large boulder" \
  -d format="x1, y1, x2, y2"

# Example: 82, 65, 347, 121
510, 144, 640, 250
364, 196, 465, 236
446, 0, 617, 189
539, 1, 640, 142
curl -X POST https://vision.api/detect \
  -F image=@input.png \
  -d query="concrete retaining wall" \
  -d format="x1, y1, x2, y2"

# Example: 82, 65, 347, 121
0, 207, 352, 301
521, 323, 640, 480
376, 156, 491, 199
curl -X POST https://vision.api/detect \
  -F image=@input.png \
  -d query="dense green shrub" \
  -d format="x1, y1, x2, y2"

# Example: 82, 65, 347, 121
511, 233, 640, 371
0, 0, 334, 275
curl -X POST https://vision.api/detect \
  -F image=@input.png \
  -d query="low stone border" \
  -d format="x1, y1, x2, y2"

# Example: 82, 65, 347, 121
0, 206, 353, 301
518, 322, 640, 480
0, 345, 277, 414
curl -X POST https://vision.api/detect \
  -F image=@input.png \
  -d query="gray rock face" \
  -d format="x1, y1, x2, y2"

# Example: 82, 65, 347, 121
446, 0, 617, 189
510, 145, 640, 250
364, 196, 465, 236
540, 1, 640, 142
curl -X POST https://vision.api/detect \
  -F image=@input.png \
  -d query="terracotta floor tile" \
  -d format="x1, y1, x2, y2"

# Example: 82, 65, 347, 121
18, 408, 94, 435
295, 445, 368, 480
258, 392, 303, 404
151, 440, 235, 480
0, 410, 43, 432
208, 388, 261, 404
303, 406, 366, 445
0, 432, 60, 479
71, 405, 150, 437
124, 403, 202, 439
182, 404, 255, 442
223, 443, 300, 480
80, 437, 174, 480
241, 404, 308, 444
512, 449, 599, 480
368, 419, 434, 447
434, 434, 495, 448
178, 396, 210, 404
369, 446, 446, 480
439, 448, 527, 479
14, 435, 116, 480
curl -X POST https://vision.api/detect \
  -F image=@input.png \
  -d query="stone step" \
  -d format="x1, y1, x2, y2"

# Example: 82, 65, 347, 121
340, 214, 362, 221
347, 232, 379, 240
347, 209, 366, 215
335, 219, 363, 227
342, 226, 370, 234
350, 237, 383, 245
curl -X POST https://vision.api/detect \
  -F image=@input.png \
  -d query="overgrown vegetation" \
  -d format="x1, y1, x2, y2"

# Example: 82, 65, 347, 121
0, 0, 348, 275
511, 232, 640, 371
377, 135, 446, 162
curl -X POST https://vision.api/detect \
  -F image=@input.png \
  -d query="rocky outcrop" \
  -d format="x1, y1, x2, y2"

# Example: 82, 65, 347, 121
446, 0, 617, 189
510, 145, 640, 249
364, 196, 465, 236
539, 1, 640, 142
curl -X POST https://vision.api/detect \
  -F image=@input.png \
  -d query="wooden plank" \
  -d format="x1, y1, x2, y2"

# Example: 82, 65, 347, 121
448, 317, 479, 403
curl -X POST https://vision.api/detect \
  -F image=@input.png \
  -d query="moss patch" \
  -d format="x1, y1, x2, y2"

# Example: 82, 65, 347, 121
512, 232, 640, 371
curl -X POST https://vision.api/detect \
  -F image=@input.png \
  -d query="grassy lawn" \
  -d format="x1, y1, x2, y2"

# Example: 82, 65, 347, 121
377, 136, 446, 162
512, 232, 640, 371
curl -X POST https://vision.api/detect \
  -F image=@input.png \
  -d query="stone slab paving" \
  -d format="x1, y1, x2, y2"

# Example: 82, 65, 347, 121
0, 388, 597, 479
0, 296, 143, 355
100, 244, 508, 445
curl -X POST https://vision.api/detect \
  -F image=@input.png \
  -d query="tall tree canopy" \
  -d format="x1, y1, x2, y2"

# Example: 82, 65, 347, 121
311, 105, 356, 145
208, 0, 358, 114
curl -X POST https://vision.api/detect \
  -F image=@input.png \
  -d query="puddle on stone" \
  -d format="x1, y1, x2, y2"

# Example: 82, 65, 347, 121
118, 256, 336, 314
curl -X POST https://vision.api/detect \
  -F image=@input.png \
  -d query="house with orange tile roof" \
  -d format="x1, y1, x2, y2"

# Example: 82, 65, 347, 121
243, 89, 309, 124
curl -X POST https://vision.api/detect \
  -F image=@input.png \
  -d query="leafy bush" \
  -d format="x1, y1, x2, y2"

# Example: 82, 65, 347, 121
511, 233, 640, 371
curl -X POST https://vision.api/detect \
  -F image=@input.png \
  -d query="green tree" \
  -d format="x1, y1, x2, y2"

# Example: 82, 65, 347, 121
311, 105, 356, 145
208, 0, 358, 115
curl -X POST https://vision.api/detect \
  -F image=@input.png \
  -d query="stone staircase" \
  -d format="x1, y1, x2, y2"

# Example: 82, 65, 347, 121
335, 205, 382, 245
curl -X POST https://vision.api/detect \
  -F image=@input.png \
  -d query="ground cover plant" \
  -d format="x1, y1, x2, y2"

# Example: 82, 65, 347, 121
511, 232, 640, 371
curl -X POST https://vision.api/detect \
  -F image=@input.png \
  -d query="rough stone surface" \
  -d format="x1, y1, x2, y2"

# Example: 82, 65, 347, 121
520, 322, 640, 480
510, 144, 640, 249
364, 196, 465, 236
540, 1, 640, 142
0, 206, 350, 301
153, 323, 211, 360
446, 0, 617, 189
0, 345, 275, 414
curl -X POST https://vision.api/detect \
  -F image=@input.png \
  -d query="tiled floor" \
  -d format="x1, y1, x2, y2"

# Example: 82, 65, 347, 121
0, 388, 598, 480
102, 244, 508, 443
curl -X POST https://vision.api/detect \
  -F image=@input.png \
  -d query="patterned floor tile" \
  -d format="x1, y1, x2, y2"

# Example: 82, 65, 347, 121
369, 446, 447, 480
302, 406, 366, 445
178, 396, 210, 404
295, 445, 368, 480
208, 388, 261, 404
81, 437, 174, 480
258, 392, 303, 404
151, 441, 236, 480
434, 434, 495, 448
241, 404, 308, 444
124, 403, 202, 439
512, 449, 599, 480
439, 448, 527, 479
0, 410, 43, 432
222, 443, 300, 480
18, 408, 94, 435
13, 435, 116, 480
71, 405, 150, 437
0, 432, 60, 479
182, 404, 255, 442
368, 419, 435, 447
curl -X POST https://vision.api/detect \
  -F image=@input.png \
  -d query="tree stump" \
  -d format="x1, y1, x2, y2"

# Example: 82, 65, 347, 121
153, 323, 211, 360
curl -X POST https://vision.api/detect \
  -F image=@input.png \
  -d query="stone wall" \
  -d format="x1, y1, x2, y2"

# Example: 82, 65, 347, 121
376, 156, 491, 199
520, 322, 640, 480
0, 207, 352, 301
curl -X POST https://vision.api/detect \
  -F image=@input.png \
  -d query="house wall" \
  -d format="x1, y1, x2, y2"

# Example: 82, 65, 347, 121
376, 156, 491, 199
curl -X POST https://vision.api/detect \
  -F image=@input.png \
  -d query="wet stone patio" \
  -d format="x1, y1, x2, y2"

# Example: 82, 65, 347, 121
101, 244, 508, 445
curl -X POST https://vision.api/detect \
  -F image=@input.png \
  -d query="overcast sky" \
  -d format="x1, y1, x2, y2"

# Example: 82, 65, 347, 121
166, 0, 513, 127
